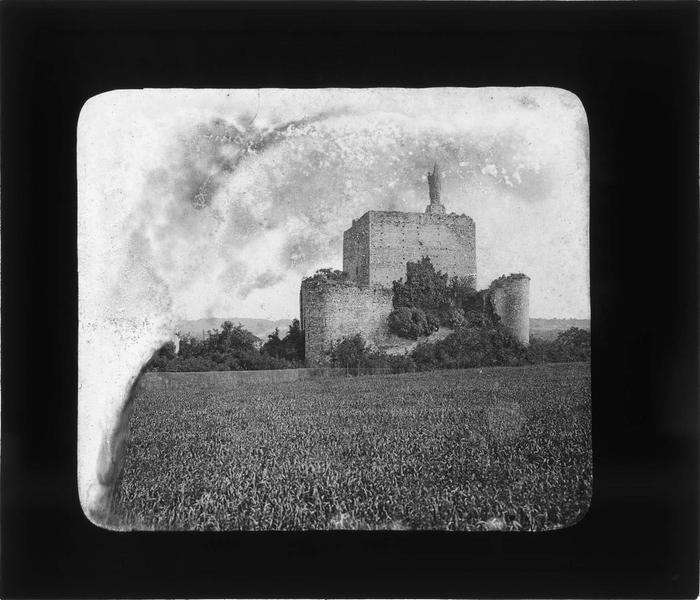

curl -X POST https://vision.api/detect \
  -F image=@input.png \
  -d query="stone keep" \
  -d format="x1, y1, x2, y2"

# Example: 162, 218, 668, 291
343, 163, 476, 288
343, 210, 476, 288
301, 163, 530, 365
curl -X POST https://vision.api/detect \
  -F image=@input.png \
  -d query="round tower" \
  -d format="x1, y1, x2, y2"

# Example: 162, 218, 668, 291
489, 274, 530, 345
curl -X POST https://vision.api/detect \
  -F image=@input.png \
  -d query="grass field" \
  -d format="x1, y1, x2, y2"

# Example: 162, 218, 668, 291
112, 362, 591, 531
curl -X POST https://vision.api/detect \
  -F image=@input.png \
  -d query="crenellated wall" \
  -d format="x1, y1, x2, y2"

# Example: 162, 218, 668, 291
343, 210, 476, 287
489, 274, 530, 345
300, 279, 393, 366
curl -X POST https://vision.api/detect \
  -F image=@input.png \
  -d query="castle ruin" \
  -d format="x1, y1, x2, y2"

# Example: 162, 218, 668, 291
300, 163, 530, 365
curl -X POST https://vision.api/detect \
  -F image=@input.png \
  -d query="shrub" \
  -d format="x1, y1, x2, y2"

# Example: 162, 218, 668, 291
385, 353, 417, 374
439, 306, 466, 329
526, 327, 590, 364
391, 258, 480, 335
262, 318, 305, 363
388, 306, 434, 340
329, 334, 371, 369
144, 320, 300, 372
303, 268, 349, 285
144, 341, 178, 372
425, 310, 441, 332
392, 256, 450, 312
412, 342, 439, 371
411, 321, 528, 370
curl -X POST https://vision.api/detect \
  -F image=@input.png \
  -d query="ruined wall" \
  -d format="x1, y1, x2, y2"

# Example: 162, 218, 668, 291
366, 211, 476, 287
489, 274, 530, 345
343, 213, 370, 282
300, 279, 393, 366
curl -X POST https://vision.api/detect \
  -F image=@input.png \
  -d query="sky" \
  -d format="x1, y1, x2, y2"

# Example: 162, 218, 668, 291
78, 87, 589, 322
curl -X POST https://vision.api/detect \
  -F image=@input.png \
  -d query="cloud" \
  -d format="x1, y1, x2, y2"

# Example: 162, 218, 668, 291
96, 87, 585, 322
237, 270, 286, 299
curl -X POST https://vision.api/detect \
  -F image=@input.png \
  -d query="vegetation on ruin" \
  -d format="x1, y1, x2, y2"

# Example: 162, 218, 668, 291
382, 257, 582, 370
490, 272, 530, 288
302, 268, 350, 285
111, 362, 592, 531
145, 320, 304, 372
388, 256, 480, 339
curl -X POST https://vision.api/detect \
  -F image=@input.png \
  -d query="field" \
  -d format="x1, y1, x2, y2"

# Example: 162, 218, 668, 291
112, 362, 591, 531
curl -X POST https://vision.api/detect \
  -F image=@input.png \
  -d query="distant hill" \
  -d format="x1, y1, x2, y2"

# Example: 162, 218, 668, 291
530, 318, 590, 341
176, 317, 293, 341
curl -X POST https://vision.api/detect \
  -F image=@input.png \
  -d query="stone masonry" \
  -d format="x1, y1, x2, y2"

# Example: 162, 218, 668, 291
489, 274, 530, 345
300, 280, 393, 365
301, 162, 530, 365
343, 210, 476, 288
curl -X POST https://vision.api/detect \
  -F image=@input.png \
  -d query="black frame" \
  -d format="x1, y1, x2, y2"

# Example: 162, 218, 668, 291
1, 2, 698, 598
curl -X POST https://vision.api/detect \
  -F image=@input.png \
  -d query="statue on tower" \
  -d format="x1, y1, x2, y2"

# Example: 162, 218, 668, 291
425, 162, 446, 214
427, 162, 442, 203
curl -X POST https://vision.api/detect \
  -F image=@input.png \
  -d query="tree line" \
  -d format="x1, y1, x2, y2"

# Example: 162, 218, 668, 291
145, 258, 590, 372
145, 319, 305, 372
328, 326, 590, 373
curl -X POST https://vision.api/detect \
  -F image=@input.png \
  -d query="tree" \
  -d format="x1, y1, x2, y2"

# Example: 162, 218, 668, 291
143, 341, 177, 371
449, 275, 477, 309
556, 327, 591, 361
262, 318, 305, 363
176, 333, 200, 359
439, 306, 467, 329
144, 319, 301, 373
389, 257, 481, 339
525, 327, 591, 364
410, 320, 528, 370
330, 334, 370, 370
388, 306, 433, 339
211, 321, 260, 353
262, 328, 284, 358
285, 318, 305, 362
392, 256, 450, 312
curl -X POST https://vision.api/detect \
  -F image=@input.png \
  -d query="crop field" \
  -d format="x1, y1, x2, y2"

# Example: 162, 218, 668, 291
112, 362, 591, 531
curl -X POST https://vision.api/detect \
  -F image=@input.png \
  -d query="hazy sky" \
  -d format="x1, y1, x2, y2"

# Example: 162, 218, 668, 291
79, 87, 589, 321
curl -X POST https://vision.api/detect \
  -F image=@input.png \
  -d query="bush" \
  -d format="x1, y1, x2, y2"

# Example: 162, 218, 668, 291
463, 310, 489, 329
412, 342, 440, 371
384, 353, 417, 374
390, 258, 482, 337
411, 321, 528, 370
145, 320, 301, 372
556, 327, 591, 361
388, 306, 434, 339
392, 256, 450, 312
262, 318, 305, 363
303, 268, 349, 285
329, 334, 371, 369
439, 306, 466, 329
144, 341, 178, 372
425, 310, 441, 332
526, 327, 590, 364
